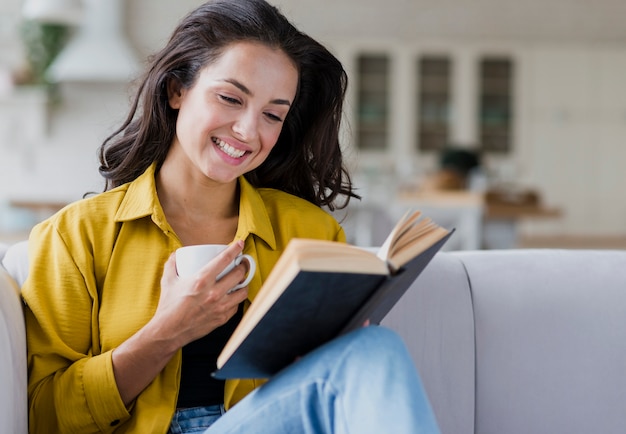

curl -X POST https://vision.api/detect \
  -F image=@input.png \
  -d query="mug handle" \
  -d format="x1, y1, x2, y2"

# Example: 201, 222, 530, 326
217, 254, 256, 293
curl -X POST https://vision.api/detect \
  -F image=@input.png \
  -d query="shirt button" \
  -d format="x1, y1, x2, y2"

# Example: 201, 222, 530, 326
110, 419, 120, 426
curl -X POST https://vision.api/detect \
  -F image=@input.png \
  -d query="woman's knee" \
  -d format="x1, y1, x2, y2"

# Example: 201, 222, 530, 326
341, 326, 413, 366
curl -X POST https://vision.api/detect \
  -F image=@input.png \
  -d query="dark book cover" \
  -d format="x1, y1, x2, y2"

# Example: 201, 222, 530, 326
213, 271, 386, 379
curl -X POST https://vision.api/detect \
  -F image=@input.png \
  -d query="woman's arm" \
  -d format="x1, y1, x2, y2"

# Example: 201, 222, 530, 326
24, 221, 248, 432
24, 221, 125, 433
111, 244, 248, 406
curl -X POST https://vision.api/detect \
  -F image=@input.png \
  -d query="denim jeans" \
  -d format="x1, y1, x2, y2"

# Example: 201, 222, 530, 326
172, 326, 440, 433
168, 405, 225, 434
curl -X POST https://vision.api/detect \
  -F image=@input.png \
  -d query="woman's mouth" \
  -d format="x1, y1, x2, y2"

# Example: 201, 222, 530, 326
213, 138, 246, 159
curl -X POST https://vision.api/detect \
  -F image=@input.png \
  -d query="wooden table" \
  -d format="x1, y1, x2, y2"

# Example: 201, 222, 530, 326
396, 190, 563, 249
395, 190, 485, 250
484, 202, 562, 249
8, 200, 69, 215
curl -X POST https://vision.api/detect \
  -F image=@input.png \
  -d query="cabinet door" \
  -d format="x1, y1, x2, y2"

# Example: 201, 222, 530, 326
417, 56, 451, 152
478, 57, 514, 152
355, 54, 389, 151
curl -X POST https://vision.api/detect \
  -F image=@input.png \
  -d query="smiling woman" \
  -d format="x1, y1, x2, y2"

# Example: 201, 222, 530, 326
21, 1, 440, 433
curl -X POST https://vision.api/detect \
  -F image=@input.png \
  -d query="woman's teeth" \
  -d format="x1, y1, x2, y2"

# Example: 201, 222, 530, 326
214, 138, 246, 158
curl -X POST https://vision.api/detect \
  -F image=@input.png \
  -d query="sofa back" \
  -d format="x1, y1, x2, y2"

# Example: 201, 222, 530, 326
384, 249, 626, 434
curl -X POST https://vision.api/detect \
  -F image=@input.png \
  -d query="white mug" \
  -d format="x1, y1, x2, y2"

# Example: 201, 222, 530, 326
175, 244, 256, 292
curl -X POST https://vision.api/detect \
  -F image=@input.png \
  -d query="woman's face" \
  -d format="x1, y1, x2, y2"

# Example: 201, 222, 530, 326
167, 41, 298, 184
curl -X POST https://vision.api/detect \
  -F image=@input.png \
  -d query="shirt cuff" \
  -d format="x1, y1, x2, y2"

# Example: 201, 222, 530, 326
82, 350, 131, 431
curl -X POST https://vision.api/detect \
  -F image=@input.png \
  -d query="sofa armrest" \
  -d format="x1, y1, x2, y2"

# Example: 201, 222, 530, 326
382, 252, 476, 434
1, 240, 29, 287
0, 265, 28, 434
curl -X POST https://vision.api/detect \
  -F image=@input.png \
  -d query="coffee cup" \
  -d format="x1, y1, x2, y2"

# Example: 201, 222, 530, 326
175, 244, 256, 292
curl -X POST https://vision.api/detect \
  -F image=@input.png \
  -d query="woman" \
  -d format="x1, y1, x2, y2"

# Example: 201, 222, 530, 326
22, 1, 440, 433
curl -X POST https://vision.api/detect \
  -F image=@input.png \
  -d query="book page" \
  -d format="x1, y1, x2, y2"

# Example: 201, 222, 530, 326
388, 218, 437, 255
377, 209, 451, 272
376, 209, 420, 262
387, 225, 451, 271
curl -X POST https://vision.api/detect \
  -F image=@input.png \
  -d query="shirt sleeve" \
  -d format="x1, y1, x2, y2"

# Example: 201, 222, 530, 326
22, 219, 131, 433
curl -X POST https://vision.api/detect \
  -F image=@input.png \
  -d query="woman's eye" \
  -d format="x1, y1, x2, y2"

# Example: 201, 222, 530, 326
219, 94, 240, 105
265, 112, 283, 122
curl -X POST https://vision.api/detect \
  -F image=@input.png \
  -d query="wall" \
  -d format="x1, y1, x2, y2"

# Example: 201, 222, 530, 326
519, 46, 626, 236
1, 0, 626, 240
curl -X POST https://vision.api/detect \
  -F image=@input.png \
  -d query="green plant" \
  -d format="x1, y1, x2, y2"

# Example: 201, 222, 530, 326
20, 20, 70, 85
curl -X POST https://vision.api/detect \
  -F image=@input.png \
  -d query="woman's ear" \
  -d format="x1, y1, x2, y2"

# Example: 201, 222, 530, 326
167, 79, 183, 109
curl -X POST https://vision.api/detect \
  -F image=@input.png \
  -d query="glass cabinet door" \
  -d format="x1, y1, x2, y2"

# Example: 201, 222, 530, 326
417, 56, 451, 152
356, 54, 389, 151
478, 57, 513, 152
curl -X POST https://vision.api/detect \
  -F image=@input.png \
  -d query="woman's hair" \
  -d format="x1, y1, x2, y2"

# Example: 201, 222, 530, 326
98, 0, 358, 210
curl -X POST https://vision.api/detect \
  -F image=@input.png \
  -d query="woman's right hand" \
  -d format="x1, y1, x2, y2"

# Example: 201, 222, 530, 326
153, 240, 250, 348
111, 240, 250, 406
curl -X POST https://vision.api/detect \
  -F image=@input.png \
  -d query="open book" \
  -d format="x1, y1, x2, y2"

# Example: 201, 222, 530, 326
213, 210, 454, 379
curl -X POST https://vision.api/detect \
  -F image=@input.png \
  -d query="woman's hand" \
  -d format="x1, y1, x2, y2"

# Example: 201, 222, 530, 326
111, 240, 250, 406
154, 240, 250, 347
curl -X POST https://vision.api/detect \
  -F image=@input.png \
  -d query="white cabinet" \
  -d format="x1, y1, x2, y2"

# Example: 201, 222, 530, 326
338, 44, 518, 176
336, 41, 626, 236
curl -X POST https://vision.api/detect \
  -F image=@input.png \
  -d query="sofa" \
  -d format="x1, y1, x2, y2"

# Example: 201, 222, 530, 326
382, 248, 626, 434
0, 241, 28, 434
2, 243, 626, 434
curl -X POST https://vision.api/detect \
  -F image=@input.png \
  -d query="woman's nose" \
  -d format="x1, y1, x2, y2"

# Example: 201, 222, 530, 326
232, 111, 258, 142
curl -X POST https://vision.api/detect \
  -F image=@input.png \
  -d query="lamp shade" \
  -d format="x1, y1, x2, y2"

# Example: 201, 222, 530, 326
45, 0, 141, 82
22, 0, 83, 25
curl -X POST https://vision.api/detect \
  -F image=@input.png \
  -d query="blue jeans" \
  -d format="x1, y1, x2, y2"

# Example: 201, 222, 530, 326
171, 326, 440, 434
169, 406, 225, 434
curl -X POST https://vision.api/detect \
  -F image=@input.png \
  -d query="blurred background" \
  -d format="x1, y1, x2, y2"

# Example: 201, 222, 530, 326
2, 0, 626, 250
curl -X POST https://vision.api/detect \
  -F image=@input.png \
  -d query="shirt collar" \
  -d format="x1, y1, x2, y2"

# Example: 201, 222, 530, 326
114, 163, 161, 223
236, 176, 276, 250
114, 163, 277, 249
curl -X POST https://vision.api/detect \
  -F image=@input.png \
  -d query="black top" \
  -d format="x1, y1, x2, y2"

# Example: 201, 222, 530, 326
177, 303, 244, 408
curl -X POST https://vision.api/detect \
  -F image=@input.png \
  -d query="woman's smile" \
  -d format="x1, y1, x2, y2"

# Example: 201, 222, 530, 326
212, 137, 248, 159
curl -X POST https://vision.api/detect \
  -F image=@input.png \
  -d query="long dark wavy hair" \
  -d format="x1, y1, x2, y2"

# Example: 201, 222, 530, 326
98, 0, 358, 210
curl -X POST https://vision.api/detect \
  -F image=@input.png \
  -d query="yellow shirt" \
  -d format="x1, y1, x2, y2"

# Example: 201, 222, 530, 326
22, 163, 345, 434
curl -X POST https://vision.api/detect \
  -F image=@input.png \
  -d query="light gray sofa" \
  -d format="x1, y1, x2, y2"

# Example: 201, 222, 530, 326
382, 249, 626, 434
0, 241, 28, 434
2, 243, 626, 433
